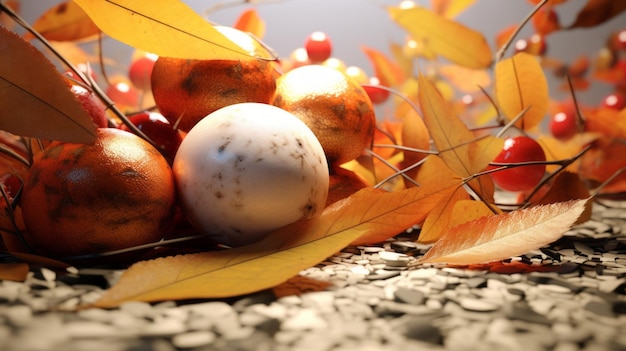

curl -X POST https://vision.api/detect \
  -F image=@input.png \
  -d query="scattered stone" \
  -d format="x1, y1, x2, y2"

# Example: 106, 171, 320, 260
394, 287, 425, 305
171, 330, 216, 348
281, 308, 328, 330
459, 297, 501, 312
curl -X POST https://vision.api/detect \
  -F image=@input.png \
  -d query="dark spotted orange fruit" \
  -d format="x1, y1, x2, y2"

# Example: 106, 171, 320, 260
150, 26, 278, 132
20, 128, 176, 260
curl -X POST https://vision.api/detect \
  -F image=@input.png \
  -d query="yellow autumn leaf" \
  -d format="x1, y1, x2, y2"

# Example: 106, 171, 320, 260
431, 0, 476, 18
438, 64, 492, 93
24, 1, 100, 42
389, 5, 492, 69
495, 52, 549, 130
417, 73, 503, 178
73, 0, 274, 61
362, 46, 405, 87
418, 198, 589, 265
91, 178, 460, 308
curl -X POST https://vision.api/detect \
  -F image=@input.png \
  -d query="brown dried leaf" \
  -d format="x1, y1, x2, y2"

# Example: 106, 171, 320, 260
0, 27, 97, 143
568, 0, 626, 29
418, 198, 589, 264
0, 263, 29, 282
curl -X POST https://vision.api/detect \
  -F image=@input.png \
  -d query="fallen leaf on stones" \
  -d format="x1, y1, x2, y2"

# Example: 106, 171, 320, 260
0, 263, 29, 281
91, 181, 459, 307
417, 198, 589, 265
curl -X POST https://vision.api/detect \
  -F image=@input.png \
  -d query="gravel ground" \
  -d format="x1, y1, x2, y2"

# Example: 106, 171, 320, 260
1, 201, 626, 351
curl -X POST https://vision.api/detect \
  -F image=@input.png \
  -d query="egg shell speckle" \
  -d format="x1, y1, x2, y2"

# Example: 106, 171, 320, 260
173, 103, 329, 247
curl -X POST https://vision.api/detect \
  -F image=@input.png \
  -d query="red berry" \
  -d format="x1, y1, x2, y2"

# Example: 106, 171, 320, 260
128, 55, 157, 91
120, 111, 182, 159
549, 110, 578, 140
69, 83, 108, 128
305, 31, 332, 63
362, 77, 390, 105
106, 81, 139, 110
488, 136, 546, 192
609, 29, 626, 52
601, 92, 626, 110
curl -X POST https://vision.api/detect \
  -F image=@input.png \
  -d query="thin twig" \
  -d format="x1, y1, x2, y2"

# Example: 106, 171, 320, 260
495, 0, 549, 61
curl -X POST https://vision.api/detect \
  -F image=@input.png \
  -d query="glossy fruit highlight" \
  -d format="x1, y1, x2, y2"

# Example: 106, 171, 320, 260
271, 64, 376, 166
20, 128, 176, 259
488, 136, 547, 192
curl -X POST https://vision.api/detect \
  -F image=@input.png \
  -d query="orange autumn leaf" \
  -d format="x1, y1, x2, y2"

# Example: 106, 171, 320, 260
233, 8, 266, 39
531, 171, 592, 224
73, 0, 275, 61
450, 199, 496, 227
399, 102, 431, 188
495, 24, 517, 52
389, 5, 492, 69
531, 5, 561, 36
362, 46, 405, 87
593, 59, 626, 84
24, 1, 100, 42
430, 0, 476, 18
92, 181, 459, 307
419, 186, 469, 243
418, 198, 589, 265
495, 52, 549, 130
438, 64, 492, 93
585, 107, 626, 140
538, 134, 596, 173
390, 41, 414, 77
417, 157, 497, 243
0, 27, 97, 143
417, 73, 503, 180
580, 139, 626, 193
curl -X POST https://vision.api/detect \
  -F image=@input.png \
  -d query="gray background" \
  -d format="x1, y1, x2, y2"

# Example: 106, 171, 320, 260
17, 0, 626, 106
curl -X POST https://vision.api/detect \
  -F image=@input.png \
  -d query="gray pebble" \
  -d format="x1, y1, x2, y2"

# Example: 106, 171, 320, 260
394, 287, 425, 305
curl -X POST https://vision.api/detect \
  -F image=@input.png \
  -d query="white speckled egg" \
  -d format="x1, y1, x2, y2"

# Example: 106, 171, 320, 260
173, 102, 329, 247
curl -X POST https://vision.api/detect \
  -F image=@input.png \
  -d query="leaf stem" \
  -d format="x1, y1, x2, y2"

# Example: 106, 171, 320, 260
495, 0, 549, 62
365, 149, 421, 188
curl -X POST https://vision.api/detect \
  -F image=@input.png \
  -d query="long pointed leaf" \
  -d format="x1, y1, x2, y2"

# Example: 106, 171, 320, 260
417, 73, 502, 178
418, 198, 588, 265
0, 27, 96, 143
92, 175, 460, 307
73, 0, 274, 61
389, 5, 492, 69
